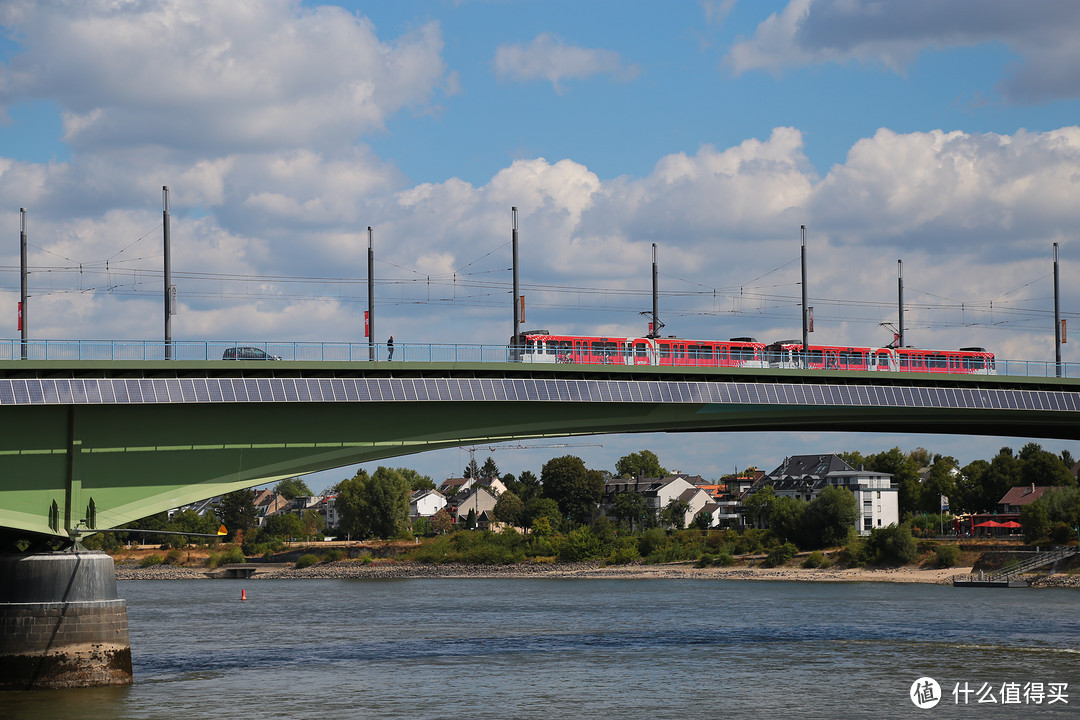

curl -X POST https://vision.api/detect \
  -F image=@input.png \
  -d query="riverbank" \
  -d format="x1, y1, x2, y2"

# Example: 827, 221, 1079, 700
114, 559, 975, 584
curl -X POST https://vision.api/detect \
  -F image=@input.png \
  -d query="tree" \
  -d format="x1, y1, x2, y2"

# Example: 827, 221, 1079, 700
396, 467, 435, 492
464, 457, 481, 480
743, 486, 775, 529
480, 457, 500, 481
802, 486, 859, 548
954, 459, 990, 514
335, 467, 412, 539
300, 509, 323, 542
431, 508, 454, 535
493, 490, 525, 527
768, 496, 805, 545
615, 450, 667, 479
541, 455, 604, 525
612, 491, 648, 531
919, 455, 959, 514
525, 496, 562, 532
263, 512, 305, 541
660, 498, 689, 529
506, 470, 542, 504
218, 489, 258, 542
1061, 449, 1077, 469
275, 477, 313, 500
865, 447, 920, 516
979, 447, 1022, 512
1019, 442, 1076, 488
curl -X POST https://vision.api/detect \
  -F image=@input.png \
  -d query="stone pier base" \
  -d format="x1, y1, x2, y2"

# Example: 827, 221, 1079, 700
0, 551, 132, 689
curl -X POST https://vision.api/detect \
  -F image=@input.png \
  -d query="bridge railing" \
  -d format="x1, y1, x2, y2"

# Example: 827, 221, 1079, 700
0, 339, 1076, 379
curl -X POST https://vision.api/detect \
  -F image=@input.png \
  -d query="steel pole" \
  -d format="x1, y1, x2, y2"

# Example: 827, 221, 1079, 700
163, 187, 172, 359
20, 208, 27, 359
512, 207, 520, 347
898, 259, 904, 348
801, 225, 808, 363
368, 226, 375, 361
652, 243, 659, 338
1054, 242, 1061, 377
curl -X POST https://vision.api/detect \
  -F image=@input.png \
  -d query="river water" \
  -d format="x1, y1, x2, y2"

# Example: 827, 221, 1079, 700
5, 578, 1080, 719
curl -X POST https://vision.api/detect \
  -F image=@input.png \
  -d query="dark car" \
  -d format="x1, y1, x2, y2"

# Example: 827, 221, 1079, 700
222, 346, 279, 360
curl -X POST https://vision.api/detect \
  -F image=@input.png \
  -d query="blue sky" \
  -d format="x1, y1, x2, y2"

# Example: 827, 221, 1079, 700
2, 0, 1080, 487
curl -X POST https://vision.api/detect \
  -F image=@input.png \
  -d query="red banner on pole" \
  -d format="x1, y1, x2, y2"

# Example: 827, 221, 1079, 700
1063, 319, 1067, 344
364, 310, 369, 338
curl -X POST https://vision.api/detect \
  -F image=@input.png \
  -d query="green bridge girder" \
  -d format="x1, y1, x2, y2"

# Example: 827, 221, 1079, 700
1, 359, 1079, 543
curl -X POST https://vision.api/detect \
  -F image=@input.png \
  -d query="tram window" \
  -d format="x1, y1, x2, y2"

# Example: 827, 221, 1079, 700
811, 349, 823, 365
876, 353, 889, 368
636, 344, 648, 358
852, 351, 865, 366
929, 354, 946, 369
900, 354, 910, 369
660, 344, 671, 358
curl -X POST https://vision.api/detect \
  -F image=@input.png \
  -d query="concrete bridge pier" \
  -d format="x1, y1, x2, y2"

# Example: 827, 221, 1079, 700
0, 551, 132, 689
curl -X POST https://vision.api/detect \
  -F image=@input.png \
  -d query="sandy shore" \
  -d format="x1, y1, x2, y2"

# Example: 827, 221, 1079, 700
114, 560, 974, 584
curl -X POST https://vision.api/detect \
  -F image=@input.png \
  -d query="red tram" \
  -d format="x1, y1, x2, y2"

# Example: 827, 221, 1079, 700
515, 331, 996, 375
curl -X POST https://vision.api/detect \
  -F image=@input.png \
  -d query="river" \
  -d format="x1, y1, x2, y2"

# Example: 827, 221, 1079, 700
5, 578, 1079, 719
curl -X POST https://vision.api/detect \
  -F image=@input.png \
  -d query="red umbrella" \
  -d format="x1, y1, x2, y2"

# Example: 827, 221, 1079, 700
998, 520, 1022, 528
974, 520, 1003, 527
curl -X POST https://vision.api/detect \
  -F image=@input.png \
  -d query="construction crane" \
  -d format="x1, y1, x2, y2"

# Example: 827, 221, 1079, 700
465, 442, 603, 472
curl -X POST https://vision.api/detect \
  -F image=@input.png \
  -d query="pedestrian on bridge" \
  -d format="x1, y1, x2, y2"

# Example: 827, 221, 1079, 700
387, 335, 394, 360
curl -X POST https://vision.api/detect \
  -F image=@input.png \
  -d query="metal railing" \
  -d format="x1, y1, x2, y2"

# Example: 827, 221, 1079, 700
954, 546, 1080, 585
0, 338, 1077, 379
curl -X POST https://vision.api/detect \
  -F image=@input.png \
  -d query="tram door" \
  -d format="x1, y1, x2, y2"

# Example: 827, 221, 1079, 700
631, 339, 653, 365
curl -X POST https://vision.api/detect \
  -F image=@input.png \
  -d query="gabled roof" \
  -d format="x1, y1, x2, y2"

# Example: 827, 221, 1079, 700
998, 485, 1063, 507
767, 454, 855, 479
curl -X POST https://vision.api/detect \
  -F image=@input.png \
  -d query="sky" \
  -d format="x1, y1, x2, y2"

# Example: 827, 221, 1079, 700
2, 0, 1080, 491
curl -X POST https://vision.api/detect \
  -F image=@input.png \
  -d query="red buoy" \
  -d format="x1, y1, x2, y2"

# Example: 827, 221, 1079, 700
241, 589, 247, 601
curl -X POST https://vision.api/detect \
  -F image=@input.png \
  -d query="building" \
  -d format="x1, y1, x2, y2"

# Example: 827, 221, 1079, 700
410, 489, 447, 518
758, 454, 899, 535
450, 486, 497, 525
997, 484, 1063, 514
602, 474, 718, 528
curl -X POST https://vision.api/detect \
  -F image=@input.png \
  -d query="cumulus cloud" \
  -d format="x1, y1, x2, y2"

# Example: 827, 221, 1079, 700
0, 0, 449, 153
494, 34, 639, 93
6, 122, 1080, 355
724, 0, 1080, 102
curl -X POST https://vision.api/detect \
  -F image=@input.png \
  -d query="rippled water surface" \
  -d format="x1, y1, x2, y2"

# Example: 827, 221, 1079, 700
6, 578, 1080, 719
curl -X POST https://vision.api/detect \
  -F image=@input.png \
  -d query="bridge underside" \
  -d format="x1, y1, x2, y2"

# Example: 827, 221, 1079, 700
1, 361, 1079, 543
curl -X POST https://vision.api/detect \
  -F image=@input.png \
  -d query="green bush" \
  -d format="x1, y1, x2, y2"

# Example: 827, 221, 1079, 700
863, 524, 918, 565
321, 548, 345, 563
762, 542, 798, 568
933, 544, 962, 568
638, 528, 667, 557
802, 550, 824, 569
559, 527, 602, 562
164, 549, 185, 566
140, 554, 164, 567
294, 553, 321, 569
606, 537, 641, 565
733, 529, 769, 555
524, 535, 556, 559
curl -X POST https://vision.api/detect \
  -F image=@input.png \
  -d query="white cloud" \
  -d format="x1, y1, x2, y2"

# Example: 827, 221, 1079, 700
0, 0, 449, 152
494, 33, 639, 93
724, 0, 1080, 102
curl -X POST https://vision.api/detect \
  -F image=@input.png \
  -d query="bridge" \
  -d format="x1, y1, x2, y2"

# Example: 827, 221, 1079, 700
2, 339, 1080, 689
2, 340, 1079, 544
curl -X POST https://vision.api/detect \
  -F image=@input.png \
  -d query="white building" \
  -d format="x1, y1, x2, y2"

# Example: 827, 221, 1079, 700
410, 489, 447, 518
762, 454, 899, 536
